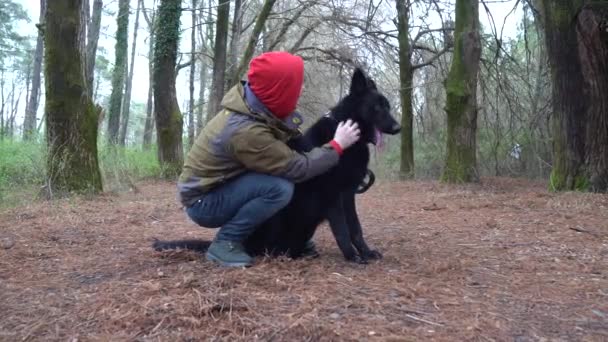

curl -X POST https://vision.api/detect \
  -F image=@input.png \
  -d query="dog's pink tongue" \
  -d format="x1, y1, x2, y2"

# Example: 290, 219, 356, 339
375, 129, 385, 151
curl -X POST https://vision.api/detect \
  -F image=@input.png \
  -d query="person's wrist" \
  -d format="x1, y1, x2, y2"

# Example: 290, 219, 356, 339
329, 140, 344, 155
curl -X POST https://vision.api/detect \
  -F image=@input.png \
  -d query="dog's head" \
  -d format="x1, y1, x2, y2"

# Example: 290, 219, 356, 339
340, 68, 401, 145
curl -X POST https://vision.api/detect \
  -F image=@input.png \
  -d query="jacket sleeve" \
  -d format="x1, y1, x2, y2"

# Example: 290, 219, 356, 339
229, 124, 339, 183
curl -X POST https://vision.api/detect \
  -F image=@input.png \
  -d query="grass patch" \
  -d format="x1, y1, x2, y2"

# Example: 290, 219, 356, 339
0, 140, 162, 207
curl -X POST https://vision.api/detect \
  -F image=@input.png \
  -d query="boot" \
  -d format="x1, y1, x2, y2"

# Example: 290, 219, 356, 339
206, 240, 253, 267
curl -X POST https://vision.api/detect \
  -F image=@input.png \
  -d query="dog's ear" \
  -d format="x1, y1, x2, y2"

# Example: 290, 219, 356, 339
367, 78, 377, 90
350, 68, 368, 94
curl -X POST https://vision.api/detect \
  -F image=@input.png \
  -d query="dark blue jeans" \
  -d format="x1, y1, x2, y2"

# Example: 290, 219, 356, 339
186, 173, 294, 242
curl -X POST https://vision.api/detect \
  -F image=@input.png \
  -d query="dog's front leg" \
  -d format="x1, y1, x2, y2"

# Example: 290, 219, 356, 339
342, 190, 383, 261
327, 198, 365, 264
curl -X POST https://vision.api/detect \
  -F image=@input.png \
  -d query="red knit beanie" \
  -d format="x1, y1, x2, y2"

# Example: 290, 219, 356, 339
247, 51, 304, 119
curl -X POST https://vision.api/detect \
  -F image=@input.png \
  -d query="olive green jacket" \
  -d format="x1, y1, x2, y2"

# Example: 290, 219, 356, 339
177, 83, 339, 206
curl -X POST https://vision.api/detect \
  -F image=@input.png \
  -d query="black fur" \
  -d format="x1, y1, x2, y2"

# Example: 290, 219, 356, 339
153, 68, 400, 263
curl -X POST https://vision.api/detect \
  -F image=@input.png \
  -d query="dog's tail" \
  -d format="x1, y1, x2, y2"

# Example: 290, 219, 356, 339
152, 238, 212, 253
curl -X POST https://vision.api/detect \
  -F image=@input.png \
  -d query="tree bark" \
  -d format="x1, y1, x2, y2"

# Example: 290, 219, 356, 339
142, 0, 156, 149
196, 2, 209, 136
153, 0, 183, 177
107, 0, 130, 144
119, 0, 142, 146
540, 0, 591, 191
23, 0, 46, 141
187, 0, 197, 147
225, 0, 243, 88
576, 3, 608, 192
86, 0, 103, 98
232, 0, 277, 86
44, 0, 103, 194
206, 0, 230, 122
441, 0, 481, 183
0, 71, 4, 140
396, 0, 414, 179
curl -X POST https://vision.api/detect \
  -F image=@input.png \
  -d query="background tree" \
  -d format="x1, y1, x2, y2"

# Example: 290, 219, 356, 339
119, 0, 142, 146
441, 0, 481, 183
196, 1, 212, 135
396, 0, 413, 179
23, 0, 45, 141
142, 0, 156, 149
106, 0, 130, 144
153, 0, 183, 177
86, 0, 103, 98
44, 0, 102, 194
225, 0, 243, 88
187, 0, 197, 147
206, 0, 230, 122
232, 0, 277, 85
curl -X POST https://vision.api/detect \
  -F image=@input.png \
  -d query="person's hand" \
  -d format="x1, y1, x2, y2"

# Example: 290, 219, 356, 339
333, 119, 360, 150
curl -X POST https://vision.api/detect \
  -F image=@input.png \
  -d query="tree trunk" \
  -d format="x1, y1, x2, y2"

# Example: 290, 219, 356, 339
107, 0, 130, 144
543, 1, 608, 192
153, 0, 183, 177
576, 3, 608, 192
206, 0, 230, 122
225, 0, 242, 88
80, 0, 89, 66
396, 0, 414, 179
196, 2, 209, 136
441, 0, 481, 183
8, 81, 20, 138
541, 0, 587, 191
119, 0, 142, 146
0, 71, 4, 139
232, 0, 277, 86
187, 0, 197, 147
86, 0, 103, 98
23, 0, 46, 141
44, 0, 102, 194
142, 0, 156, 149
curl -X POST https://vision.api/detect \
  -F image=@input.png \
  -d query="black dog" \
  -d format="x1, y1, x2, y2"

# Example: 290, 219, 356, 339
154, 68, 400, 263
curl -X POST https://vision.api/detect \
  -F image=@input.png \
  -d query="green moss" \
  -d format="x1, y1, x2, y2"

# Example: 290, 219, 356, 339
548, 168, 564, 192
574, 174, 590, 191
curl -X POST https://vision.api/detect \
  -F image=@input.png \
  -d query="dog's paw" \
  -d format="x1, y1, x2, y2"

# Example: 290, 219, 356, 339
344, 253, 368, 264
363, 249, 383, 260
350, 255, 369, 264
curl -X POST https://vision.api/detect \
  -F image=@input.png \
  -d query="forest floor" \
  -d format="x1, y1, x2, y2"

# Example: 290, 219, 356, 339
0, 178, 607, 341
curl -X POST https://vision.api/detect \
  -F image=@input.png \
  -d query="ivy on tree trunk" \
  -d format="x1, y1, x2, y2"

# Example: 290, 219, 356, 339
153, 0, 184, 177
441, 0, 481, 183
44, 0, 102, 195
